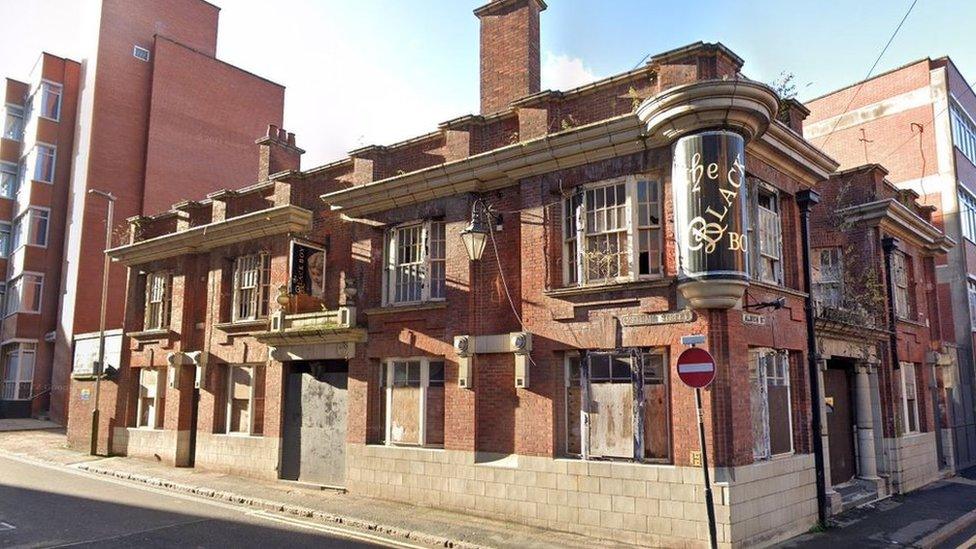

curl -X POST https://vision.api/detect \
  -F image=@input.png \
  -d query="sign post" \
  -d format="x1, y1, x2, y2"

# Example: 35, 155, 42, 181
677, 346, 718, 549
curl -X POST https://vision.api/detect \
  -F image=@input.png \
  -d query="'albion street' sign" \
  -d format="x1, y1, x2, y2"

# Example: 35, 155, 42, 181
672, 130, 749, 284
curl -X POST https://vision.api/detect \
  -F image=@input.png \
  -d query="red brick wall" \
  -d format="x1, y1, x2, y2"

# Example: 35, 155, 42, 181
478, 0, 542, 114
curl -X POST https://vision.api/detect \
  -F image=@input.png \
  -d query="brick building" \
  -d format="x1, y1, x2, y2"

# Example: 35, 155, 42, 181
810, 164, 953, 512
0, 0, 286, 425
805, 58, 976, 469
94, 1, 956, 547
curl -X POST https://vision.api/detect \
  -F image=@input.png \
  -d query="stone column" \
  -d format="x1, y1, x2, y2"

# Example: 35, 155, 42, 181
855, 361, 880, 479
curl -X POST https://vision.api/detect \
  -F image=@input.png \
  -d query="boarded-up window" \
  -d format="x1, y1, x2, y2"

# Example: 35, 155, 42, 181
137, 368, 160, 428
750, 349, 793, 460
225, 364, 265, 436
587, 352, 636, 460
642, 351, 670, 461
383, 358, 445, 447
901, 363, 919, 433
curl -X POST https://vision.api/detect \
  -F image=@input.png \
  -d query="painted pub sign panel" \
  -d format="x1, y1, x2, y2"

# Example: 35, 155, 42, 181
672, 130, 750, 284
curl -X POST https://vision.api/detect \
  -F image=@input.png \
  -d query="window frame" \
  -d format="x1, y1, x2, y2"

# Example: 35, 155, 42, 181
36, 81, 62, 122
132, 45, 151, 62
232, 252, 272, 322
751, 181, 784, 285
11, 207, 50, 251
26, 143, 56, 184
960, 186, 976, 244
4, 272, 43, 317
2, 103, 24, 141
0, 161, 17, 198
144, 272, 171, 331
749, 348, 794, 461
382, 356, 445, 448
892, 250, 912, 320
0, 222, 10, 258
562, 176, 664, 287
136, 367, 162, 429
969, 278, 976, 331
383, 220, 447, 306
225, 364, 263, 436
900, 363, 920, 434
951, 98, 976, 167
1, 342, 36, 401
812, 247, 844, 309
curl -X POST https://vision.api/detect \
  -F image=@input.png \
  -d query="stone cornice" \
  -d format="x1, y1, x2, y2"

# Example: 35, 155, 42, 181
837, 198, 955, 253
108, 204, 313, 265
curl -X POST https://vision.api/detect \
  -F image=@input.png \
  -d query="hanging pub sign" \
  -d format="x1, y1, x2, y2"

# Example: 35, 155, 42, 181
671, 130, 750, 309
289, 239, 326, 299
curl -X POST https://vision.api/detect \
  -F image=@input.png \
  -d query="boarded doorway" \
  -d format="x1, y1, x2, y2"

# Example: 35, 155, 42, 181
280, 360, 348, 487
825, 361, 856, 485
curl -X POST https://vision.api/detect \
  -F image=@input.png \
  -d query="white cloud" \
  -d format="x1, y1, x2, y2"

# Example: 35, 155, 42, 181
542, 52, 598, 91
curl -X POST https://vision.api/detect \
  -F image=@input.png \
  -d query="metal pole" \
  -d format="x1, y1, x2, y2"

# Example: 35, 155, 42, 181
695, 387, 718, 549
90, 190, 115, 456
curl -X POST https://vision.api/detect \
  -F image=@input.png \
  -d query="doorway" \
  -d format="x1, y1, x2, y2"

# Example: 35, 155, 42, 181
280, 360, 348, 487
824, 361, 856, 485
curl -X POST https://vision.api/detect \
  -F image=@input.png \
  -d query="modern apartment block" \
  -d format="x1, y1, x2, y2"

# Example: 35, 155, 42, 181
0, 0, 286, 425
0, 55, 81, 419
805, 58, 976, 469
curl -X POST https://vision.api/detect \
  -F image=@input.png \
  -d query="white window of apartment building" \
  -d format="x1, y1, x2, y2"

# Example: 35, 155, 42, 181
226, 364, 265, 435
38, 82, 62, 121
812, 247, 844, 309
750, 348, 793, 460
136, 368, 162, 429
900, 363, 919, 434
144, 272, 170, 331
951, 99, 976, 166
5, 274, 42, 316
232, 253, 271, 321
565, 348, 670, 462
750, 182, 784, 285
1, 343, 36, 401
892, 251, 912, 319
0, 222, 10, 258
0, 162, 17, 198
562, 177, 662, 286
32, 144, 55, 183
384, 220, 447, 305
961, 188, 976, 243
969, 279, 976, 330
3, 104, 23, 141
381, 357, 445, 447
12, 208, 49, 250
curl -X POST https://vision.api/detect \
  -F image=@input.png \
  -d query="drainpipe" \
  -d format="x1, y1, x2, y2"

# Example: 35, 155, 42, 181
797, 189, 827, 526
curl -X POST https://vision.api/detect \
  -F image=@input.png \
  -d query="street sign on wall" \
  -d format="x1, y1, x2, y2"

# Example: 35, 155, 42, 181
676, 347, 716, 389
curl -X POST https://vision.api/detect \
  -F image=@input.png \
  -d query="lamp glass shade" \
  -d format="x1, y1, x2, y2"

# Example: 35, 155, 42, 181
460, 227, 488, 261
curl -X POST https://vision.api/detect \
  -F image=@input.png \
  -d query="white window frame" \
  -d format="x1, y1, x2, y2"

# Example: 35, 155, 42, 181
969, 278, 976, 331
4, 272, 43, 316
0, 161, 17, 199
753, 183, 784, 285
132, 45, 151, 62
960, 187, 976, 244
892, 251, 911, 320
383, 220, 446, 306
144, 272, 170, 331
36, 81, 62, 122
226, 364, 261, 436
0, 222, 10, 258
382, 357, 445, 447
136, 368, 161, 429
812, 247, 844, 309
11, 207, 50, 250
951, 99, 976, 167
900, 363, 920, 434
31, 143, 56, 183
750, 348, 794, 461
562, 176, 663, 286
232, 253, 271, 322
2, 103, 24, 141
1, 342, 36, 401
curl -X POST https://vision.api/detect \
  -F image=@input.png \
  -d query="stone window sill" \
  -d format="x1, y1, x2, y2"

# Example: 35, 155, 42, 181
364, 301, 448, 316
213, 319, 269, 333
126, 328, 173, 341
544, 277, 672, 298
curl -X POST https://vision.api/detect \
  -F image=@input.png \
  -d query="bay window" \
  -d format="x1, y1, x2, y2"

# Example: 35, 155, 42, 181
12, 208, 50, 249
750, 348, 793, 460
136, 368, 163, 428
38, 82, 62, 121
565, 348, 670, 462
226, 364, 265, 435
900, 363, 919, 433
32, 145, 55, 183
384, 220, 446, 305
562, 176, 662, 286
382, 357, 445, 447
1, 343, 36, 401
144, 272, 171, 330
3, 104, 23, 141
0, 162, 17, 198
232, 253, 271, 321
5, 273, 43, 316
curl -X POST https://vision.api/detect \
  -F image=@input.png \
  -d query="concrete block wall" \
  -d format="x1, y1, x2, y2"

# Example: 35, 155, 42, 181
887, 432, 940, 493
193, 432, 280, 480
346, 443, 816, 548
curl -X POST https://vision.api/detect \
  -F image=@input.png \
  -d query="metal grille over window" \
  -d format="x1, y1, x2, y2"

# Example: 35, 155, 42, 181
233, 253, 271, 321
144, 272, 170, 330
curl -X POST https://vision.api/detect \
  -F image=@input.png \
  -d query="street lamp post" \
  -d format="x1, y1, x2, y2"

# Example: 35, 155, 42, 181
89, 188, 116, 456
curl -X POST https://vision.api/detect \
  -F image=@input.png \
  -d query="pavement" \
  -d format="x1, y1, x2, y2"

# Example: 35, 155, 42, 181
0, 418, 61, 432
0, 426, 630, 549
778, 470, 976, 549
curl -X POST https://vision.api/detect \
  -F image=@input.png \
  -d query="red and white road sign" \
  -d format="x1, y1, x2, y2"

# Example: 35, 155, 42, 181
676, 347, 716, 388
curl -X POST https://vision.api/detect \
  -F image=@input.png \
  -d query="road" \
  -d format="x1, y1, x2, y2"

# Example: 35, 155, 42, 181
0, 454, 389, 548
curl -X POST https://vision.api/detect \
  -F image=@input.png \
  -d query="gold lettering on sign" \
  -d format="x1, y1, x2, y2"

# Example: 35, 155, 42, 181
687, 218, 726, 254
684, 148, 747, 257
729, 232, 747, 251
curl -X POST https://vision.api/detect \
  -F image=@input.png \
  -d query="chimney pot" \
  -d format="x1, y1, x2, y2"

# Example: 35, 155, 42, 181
268, 124, 278, 138
287, 132, 296, 146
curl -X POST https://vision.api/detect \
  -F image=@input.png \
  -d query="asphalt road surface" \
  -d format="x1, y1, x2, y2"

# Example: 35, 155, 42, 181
0, 454, 388, 548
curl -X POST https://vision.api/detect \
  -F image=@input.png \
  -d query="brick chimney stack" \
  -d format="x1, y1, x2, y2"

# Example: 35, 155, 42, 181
256, 124, 305, 181
475, 0, 546, 114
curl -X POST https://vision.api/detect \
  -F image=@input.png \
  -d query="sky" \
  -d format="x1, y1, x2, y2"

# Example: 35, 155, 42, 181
1, 0, 974, 168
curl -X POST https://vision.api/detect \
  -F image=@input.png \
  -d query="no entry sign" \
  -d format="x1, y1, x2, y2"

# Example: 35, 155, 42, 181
677, 347, 716, 388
